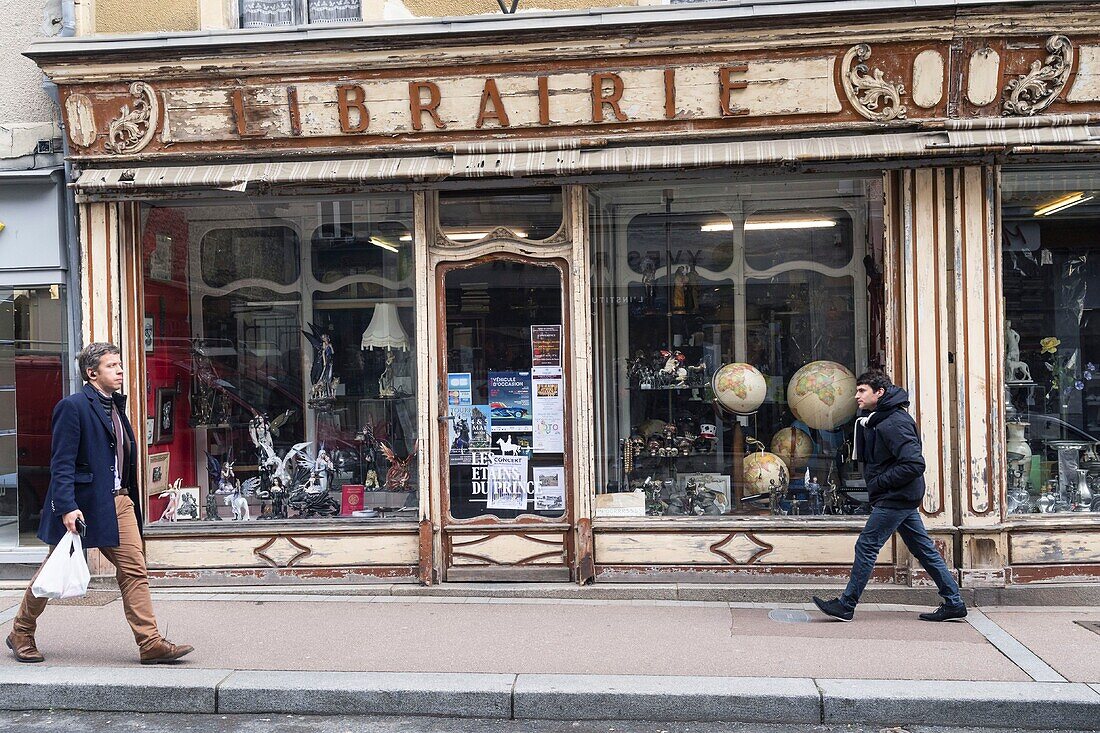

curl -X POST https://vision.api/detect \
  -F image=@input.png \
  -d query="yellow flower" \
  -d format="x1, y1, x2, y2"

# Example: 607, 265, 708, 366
1040, 337, 1061, 355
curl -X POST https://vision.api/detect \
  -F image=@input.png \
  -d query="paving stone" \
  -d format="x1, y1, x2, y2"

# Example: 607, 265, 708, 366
0, 665, 229, 712
818, 678, 1100, 730
513, 673, 820, 722
217, 670, 514, 718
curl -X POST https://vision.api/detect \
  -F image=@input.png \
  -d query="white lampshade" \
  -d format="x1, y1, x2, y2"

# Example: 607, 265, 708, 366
361, 303, 410, 351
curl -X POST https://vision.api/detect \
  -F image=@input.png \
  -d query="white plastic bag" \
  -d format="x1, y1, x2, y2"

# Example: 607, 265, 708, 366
31, 532, 90, 600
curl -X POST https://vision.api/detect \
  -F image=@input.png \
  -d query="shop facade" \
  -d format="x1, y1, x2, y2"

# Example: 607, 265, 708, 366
26, 0, 1100, 585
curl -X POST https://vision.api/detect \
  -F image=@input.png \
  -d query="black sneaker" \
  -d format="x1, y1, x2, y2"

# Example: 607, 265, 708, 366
919, 603, 968, 622
812, 595, 854, 622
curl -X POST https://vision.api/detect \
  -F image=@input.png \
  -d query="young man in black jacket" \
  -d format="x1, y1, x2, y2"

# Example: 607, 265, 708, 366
813, 371, 966, 622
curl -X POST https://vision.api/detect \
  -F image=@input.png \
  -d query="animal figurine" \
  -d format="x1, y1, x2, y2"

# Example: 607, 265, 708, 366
496, 435, 521, 456
379, 440, 418, 490
224, 477, 260, 521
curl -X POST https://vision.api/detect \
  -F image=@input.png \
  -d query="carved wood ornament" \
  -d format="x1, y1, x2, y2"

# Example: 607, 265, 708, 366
1002, 35, 1074, 117
104, 81, 159, 155
841, 44, 907, 122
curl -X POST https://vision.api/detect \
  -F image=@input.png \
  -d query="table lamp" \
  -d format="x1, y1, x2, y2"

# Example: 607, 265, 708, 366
361, 303, 409, 397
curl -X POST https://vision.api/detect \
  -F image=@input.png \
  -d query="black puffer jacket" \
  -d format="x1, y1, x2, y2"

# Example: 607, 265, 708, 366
856, 386, 926, 510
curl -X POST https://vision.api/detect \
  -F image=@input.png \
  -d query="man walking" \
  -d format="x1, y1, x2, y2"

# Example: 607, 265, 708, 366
813, 371, 967, 622
6, 343, 193, 664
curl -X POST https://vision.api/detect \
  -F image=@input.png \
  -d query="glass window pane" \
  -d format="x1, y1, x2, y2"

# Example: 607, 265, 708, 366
308, 0, 361, 23
589, 177, 882, 519
438, 188, 563, 242
141, 195, 418, 527
1003, 168, 1100, 515
240, 0, 294, 27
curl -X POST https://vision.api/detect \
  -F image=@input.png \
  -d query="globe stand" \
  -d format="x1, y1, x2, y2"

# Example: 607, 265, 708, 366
714, 405, 755, 511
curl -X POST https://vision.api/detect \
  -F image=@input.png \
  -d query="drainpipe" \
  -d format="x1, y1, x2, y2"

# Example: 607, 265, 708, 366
61, 0, 76, 37
42, 80, 83, 394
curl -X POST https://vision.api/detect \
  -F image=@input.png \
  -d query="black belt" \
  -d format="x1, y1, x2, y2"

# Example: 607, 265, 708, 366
111, 487, 130, 497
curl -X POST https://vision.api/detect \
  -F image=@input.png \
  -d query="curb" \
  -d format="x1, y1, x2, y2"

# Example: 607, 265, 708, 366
1, 667, 1098, 728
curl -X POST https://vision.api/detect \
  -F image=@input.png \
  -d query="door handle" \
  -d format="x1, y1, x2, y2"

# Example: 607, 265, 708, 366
437, 414, 455, 423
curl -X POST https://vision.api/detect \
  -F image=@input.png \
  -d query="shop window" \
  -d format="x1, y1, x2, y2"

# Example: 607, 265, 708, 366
0, 286, 68, 547
240, 0, 361, 27
589, 177, 883, 518
1002, 169, 1100, 516
140, 195, 417, 526
438, 187, 564, 243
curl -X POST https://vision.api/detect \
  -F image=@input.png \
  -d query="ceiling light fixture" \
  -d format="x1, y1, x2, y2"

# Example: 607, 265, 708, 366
1034, 192, 1094, 217
369, 236, 400, 253
700, 219, 837, 232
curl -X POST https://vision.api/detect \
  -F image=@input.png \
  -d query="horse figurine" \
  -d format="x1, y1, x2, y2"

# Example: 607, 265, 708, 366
223, 477, 260, 521
496, 435, 520, 456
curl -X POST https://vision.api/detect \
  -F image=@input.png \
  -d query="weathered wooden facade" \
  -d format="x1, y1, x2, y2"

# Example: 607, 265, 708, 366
25, 0, 1100, 586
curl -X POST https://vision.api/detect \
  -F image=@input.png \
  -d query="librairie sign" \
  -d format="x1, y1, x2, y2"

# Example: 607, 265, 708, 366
57, 35, 1100, 157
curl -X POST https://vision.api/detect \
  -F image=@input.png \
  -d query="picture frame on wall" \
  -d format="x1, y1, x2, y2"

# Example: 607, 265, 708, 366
146, 417, 154, 446
144, 316, 154, 353
147, 451, 170, 493
681, 472, 732, 513
148, 233, 173, 282
154, 388, 177, 444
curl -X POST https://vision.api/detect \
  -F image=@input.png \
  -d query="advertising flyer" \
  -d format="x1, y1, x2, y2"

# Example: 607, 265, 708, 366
447, 373, 473, 406
486, 454, 530, 511
448, 405, 475, 463
487, 371, 532, 433
530, 325, 563, 377
469, 404, 492, 450
532, 378, 565, 453
533, 466, 566, 512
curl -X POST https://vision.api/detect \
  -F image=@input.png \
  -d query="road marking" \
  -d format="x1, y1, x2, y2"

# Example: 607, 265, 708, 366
966, 608, 1066, 682
0, 603, 19, 626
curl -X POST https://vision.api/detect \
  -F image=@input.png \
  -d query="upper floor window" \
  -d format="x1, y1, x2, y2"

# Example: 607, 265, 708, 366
240, 0, 361, 27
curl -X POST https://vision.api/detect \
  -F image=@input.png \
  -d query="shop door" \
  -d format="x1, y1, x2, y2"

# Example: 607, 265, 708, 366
438, 255, 573, 581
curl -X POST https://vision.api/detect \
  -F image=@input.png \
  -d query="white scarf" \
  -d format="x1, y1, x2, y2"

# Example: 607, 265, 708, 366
852, 415, 872, 461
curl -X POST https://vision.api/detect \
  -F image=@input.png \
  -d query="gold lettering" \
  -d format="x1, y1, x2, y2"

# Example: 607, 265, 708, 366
719, 65, 750, 117
230, 88, 265, 138
475, 78, 511, 129
538, 76, 551, 126
409, 81, 445, 131
591, 72, 628, 123
337, 84, 370, 133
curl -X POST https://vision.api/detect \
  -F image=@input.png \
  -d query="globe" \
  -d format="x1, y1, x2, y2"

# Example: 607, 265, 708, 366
770, 427, 815, 474
744, 450, 790, 495
787, 361, 857, 430
712, 363, 767, 415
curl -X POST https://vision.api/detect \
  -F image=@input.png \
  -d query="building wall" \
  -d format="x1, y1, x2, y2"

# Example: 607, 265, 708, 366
93, 0, 199, 34
0, 0, 60, 152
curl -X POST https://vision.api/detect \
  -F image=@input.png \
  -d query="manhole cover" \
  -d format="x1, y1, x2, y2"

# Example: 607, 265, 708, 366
768, 609, 812, 624
1074, 620, 1100, 636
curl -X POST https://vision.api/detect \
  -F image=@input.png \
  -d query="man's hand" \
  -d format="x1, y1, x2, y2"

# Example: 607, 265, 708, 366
62, 509, 84, 535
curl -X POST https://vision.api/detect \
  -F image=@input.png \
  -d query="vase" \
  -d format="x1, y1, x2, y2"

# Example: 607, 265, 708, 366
1006, 422, 1032, 472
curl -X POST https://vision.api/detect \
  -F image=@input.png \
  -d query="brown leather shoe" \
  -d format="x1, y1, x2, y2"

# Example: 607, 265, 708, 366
6, 632, 44, 663
139, 639, 194, 665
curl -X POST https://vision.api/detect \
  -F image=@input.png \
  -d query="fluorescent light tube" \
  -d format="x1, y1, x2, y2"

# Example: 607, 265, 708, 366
1034, 192, 1093, 217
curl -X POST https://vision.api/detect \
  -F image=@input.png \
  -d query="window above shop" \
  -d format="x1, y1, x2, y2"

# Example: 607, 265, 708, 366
239, 0, 362, 27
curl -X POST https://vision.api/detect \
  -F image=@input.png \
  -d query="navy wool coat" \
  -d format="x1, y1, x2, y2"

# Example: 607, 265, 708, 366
38, 384, 143, 548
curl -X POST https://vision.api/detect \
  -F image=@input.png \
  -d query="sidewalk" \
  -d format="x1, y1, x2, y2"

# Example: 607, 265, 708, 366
1, 586, 1098, 729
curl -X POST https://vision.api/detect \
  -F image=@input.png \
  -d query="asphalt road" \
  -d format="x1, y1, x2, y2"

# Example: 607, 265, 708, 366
0, 713, 1077, 733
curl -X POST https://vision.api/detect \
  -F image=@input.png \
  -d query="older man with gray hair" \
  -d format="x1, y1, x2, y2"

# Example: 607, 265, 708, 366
6, 342, 193, 665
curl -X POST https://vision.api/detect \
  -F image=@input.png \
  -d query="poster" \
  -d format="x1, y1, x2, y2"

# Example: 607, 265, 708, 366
469, 404, 492, 450
531, 325, 562, 377
488, 371, 532, 433
447, 373, 472, 406
448, 405, 475, 464
532, 378, 565, 453
533, 466, 566, 512
487, 454, 529, 511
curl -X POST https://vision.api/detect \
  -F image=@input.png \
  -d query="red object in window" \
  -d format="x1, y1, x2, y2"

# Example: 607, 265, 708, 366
340, 484, 365, 516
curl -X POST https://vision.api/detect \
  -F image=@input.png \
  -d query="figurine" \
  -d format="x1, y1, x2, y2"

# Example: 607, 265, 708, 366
378, 349, 398, 398
177, 490, 198, 520
204, 489, 222, 521
671, 266, 689, 314
298, 444, 336, 494
303, 323, 339, 406
158, 480, 181, 523
641, 255, 658, 312
190, 341, 228, 426
380, 440, 418, 490
1005, 321, 1032, 382
249, 411, 293, 480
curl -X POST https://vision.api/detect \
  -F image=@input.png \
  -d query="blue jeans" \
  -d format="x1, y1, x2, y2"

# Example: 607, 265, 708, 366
840, 506, 963, 610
